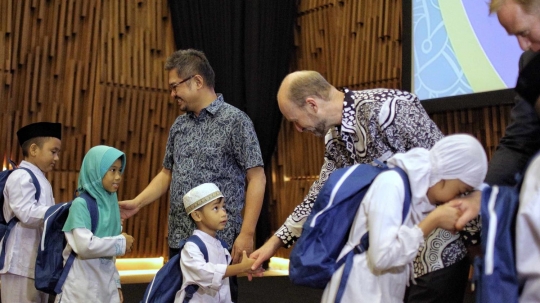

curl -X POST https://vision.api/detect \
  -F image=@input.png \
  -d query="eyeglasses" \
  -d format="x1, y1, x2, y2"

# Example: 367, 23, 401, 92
169, 75, 195, 92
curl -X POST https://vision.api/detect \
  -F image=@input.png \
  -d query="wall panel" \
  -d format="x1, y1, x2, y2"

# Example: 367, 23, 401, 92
1, 0, 175, 258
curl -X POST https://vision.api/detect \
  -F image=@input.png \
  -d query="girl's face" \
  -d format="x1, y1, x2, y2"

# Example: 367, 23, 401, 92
427, 179, 473, 205
102, 159, 123, 193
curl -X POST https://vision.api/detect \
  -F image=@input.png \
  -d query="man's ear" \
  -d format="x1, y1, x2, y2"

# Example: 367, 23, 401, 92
193, 75, 204, 89
191, 211, 202, 222
305, 97, 318, 113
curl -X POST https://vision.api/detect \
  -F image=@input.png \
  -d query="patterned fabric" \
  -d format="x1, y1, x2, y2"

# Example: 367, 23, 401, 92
275, 88, 479, 276
163, 94, 264, 249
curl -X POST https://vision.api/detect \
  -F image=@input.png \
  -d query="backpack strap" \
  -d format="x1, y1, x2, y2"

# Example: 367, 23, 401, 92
218, 238, 230, 263
54, 192, 99, 294
334, 166, 412, 303
17, 167, 42, 202
183, 235, 209, 303
0, 167, 41, 270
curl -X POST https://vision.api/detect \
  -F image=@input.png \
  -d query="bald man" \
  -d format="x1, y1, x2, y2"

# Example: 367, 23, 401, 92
252, 71, 478, 303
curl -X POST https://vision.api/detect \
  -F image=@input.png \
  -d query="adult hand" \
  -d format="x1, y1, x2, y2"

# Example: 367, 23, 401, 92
249, 236, 283, 271
231, 232, 254, 265
118, 199, 140, 219
432, 201, 461, 233
452, 190, 482, 230
239, 250, 265, 280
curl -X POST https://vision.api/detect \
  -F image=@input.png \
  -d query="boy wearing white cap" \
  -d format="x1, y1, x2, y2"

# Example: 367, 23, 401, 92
175, 183, 261, 303
1, 122, 62, 303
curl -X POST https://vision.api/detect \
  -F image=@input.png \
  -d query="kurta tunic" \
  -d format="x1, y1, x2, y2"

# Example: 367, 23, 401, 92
175, 230, 231, 303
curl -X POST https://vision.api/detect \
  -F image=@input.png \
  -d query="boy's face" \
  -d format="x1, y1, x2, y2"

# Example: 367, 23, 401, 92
427, 179, 474, 205
192, 197, 228, 233
32, 137, 61, 173
102, 159, 123, 193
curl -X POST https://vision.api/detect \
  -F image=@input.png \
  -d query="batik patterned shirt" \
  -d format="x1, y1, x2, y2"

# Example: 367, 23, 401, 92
275, 88, 479, 276
163, 94, 264, 249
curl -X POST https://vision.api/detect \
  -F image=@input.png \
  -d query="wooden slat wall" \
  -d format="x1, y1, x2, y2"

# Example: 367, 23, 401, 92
270, 0, 513, 259
0, 0, 175, 258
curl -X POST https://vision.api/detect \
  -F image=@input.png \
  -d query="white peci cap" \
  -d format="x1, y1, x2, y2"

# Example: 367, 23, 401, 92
183, 183, 224, 215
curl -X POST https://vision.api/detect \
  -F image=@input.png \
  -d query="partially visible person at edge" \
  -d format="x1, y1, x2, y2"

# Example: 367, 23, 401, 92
452, 1, 540, 301
1, 122, 62, 303
118, 49, 266, 302
250, 70, 480, 302
455, 0, 540, 229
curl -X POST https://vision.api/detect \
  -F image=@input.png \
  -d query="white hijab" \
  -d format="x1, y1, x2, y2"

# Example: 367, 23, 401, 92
386, 134, 488, 223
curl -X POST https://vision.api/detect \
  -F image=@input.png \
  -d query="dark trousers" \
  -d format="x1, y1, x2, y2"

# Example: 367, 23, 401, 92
404, 256, 470, 303
169, 246, 239, 303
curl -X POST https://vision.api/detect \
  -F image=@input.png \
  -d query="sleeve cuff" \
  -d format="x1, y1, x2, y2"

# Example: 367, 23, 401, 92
210, 264, 227, 290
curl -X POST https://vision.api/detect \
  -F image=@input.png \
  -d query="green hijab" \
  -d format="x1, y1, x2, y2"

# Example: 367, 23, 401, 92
63, 145, 126, 237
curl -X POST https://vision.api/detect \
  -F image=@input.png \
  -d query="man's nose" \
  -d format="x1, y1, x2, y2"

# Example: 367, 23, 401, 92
517, 36, 532, 51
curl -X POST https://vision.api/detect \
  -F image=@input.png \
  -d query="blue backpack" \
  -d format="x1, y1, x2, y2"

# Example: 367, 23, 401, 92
473, 184, 520, 303
289, 163, 411, 302
141, 235, 228, 303
35, 192, 98, 295
0, 161, 41, 270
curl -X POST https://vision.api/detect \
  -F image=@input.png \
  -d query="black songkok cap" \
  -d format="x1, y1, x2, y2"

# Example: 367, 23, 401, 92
515, 54, 540, 107
16, 122, 62, 147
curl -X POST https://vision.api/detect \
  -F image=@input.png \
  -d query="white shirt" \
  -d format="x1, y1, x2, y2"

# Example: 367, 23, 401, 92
54, 228, 126, 303
517, 154, 540, 303
175, 230, 231, 303
322, 170, 425, 303
1, 161, 55, 277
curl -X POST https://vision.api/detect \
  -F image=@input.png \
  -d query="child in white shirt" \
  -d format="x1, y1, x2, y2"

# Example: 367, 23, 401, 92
175, 183, 261, 303
516, 152, 540, 302
1, 122, 62, 303
322, 134, 488, 303
54, 145, 134, 303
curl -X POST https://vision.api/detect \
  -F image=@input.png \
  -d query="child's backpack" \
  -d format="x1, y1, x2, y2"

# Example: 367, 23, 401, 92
289, 163, 411, 300
473, 184, 520, 303
141, 235, 228, 303
34, 192, 98, 295
0, 161, 41, 270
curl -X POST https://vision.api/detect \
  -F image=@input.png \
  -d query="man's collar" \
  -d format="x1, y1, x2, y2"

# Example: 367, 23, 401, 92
340, 87, 355, 134
188, 94, 224, 117
205, 94, 224, 115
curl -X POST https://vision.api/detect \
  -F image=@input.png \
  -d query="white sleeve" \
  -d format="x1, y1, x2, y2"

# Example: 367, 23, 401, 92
365, 171, 424, 272
180, 242, 228, 291
65, 228, 126, 259
4, 170, 49, 227
517, 157, 540, 303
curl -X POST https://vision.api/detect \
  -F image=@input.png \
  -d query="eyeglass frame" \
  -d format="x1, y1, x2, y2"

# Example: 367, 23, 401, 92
169, 75, 196, 93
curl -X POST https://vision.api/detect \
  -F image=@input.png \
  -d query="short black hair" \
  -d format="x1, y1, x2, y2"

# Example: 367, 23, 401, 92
165, 49, 216, 88
21, 137, 50, 157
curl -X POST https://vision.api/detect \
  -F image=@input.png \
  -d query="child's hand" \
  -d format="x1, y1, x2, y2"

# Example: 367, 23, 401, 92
239, 251, 256, 272
122, 233, 134, 253
118, 288, 124, 303
239, 251, 265, 280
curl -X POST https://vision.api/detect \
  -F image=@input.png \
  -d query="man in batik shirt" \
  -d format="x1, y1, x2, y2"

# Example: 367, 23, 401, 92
251, 70, 478, 303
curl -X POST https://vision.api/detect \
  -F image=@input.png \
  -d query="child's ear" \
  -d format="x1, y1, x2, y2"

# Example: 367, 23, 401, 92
191, 211, 202, 222
29, 143, 39, 157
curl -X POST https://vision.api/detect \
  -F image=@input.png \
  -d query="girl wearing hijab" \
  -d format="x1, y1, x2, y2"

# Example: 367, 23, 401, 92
54, 146, 134, 303
321, 134, 488, 303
